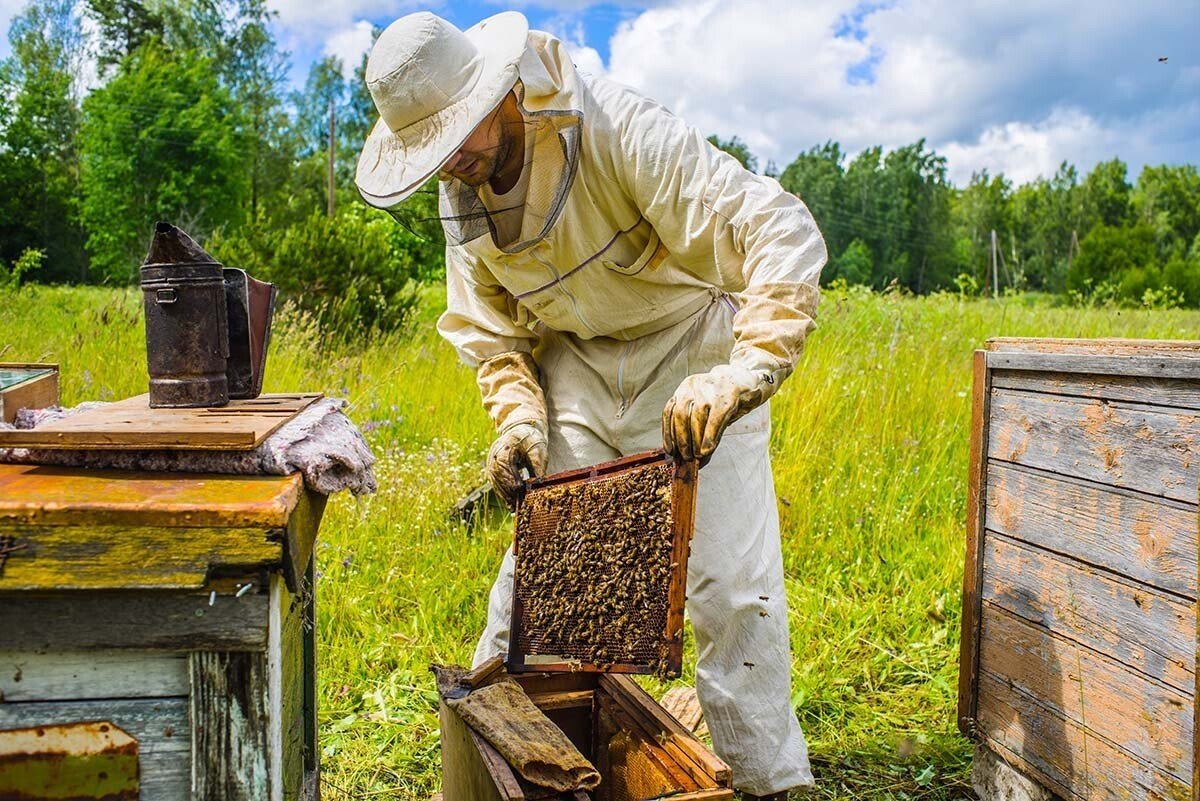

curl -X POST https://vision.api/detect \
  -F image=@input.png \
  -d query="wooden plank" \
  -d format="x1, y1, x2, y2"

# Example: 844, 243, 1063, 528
977, 672, 1191, 800
282, 490, 326, 595
981, 534, 1194, 693
0, 392, 323, 450
987, 337, 1200, 357
0, 593, 269, 651
599, 675, 731, 785
439, 700, 518, 801
270, 572, 310, 801
979, 605, 1193, 783
991, 369, 1200, 410
0, 697, 189, 801
0, 367, 58, 425
191, 651, 270, 801
0, 650, 188, 702
595, 691, 697, 794
0, 721, 138, 801
986, 351, 1200, 380
0, 464, 304, 529
959, 349, 991, 737
0, 523, 282, 591
526, 690, 593, 711
987, 388, 1200, 503
986, 461, 1198, 599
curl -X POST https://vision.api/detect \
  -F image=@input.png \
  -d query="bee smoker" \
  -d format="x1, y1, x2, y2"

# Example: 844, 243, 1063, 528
140, 222, 277, 408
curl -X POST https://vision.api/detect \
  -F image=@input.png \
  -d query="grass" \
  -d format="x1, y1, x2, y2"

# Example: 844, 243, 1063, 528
3, 283, 1198, 799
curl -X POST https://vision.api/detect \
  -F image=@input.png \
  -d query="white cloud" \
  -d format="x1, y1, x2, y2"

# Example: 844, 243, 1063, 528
268, 0, 431, 32
324, 20, 375, 79
596, 0, 1200, 184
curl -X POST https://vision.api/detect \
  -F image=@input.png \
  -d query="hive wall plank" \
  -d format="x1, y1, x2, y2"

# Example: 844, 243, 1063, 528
978, 672, 1190, 800
991, 369, 1200, 410
987, 388, 1200, 503
0, 696, 189, 801
191, 651, 270, 801
979, 605, 1193, 783
0, 650, 188, 702
0, 593, 269, 651
959, 350, 992, 736
0, 524, 280, 591
981, 534, 1193, 693
986, 461, 1197, 599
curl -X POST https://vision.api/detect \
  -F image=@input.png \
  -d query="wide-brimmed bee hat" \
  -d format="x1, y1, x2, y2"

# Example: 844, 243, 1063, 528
355, 11, 529, 208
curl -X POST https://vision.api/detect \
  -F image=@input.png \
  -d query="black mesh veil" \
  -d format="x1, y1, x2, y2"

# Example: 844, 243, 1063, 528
385, 80, 582, 254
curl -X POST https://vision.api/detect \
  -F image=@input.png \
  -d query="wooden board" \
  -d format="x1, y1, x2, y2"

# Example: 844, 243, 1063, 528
191, 651, 270, 801
0, 650, 188, 703
0, 363, 58, 425
0, 592, 269, 652
0, 392, 321, 450
0, 464, 305, 528
987, 387, 1200, 503
979, 605, 1193, 783
0, 697, 190, 801
982, 534, 1194, 693
986, 461, 1197, 599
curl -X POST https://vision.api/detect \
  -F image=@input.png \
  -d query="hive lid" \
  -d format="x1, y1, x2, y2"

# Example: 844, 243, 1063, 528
508, 450, 698, 679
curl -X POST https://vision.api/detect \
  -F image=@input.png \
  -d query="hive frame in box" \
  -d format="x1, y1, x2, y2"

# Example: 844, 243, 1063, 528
507, 450, 699, 678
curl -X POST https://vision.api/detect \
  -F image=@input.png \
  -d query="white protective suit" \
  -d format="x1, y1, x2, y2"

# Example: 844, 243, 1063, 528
436, 31, 826, 795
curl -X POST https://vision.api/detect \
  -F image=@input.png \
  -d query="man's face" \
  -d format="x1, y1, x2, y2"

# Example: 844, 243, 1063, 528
439, 103, 511, 187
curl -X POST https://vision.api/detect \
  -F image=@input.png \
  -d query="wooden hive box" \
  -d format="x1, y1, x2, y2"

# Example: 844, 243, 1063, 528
0, 363, 58, 424
0, 464, 326, 801
958, 338, 1200, 800
440, 662, 733, 801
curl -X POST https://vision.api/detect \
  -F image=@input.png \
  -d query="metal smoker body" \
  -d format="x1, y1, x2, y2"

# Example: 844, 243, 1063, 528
141, 223, 230, 408
140, 222, 277, 409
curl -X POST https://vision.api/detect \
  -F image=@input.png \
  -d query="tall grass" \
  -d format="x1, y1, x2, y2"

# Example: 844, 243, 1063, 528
3, 284, 1196, 799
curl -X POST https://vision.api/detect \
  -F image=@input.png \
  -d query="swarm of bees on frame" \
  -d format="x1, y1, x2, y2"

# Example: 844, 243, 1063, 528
515, 462, 678, 677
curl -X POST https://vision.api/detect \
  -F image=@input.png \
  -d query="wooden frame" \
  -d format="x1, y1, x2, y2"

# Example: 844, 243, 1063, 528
507, 451, 699, 678
958, 337, 1200, 800
0, 362, 58, 425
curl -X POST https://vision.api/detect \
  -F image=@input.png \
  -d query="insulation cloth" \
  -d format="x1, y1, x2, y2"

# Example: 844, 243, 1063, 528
0, 398, 376, 496
446, 678, 601, 792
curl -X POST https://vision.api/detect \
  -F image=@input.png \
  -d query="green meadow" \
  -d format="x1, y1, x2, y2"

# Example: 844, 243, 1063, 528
4, 285, 1197, 799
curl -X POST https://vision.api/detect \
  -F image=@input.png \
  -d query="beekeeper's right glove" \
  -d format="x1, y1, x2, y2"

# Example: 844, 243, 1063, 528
476, 351, 549, 508
487, 421, 548, 509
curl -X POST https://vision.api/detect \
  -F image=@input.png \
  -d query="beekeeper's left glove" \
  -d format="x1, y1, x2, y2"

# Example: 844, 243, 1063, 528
662, 364, 782, 462
662, 281, 819, 462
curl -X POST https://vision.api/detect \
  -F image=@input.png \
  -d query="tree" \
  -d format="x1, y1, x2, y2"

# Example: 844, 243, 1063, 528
78, 41, 246, 281
953, 171, 1012, 291
706, 134, 758, 173
1, 0, 87, 281
1082, 158, 1132, 229
1067, 223, 1156, 298
779, 142, 846, 264
834, 238, 873, 286
1133, 164, 1200, 258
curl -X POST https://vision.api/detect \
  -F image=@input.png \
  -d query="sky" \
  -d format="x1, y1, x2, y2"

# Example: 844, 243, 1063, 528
2, 0, 1198, 185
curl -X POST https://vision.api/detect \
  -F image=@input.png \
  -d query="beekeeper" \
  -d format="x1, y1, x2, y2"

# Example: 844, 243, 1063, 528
356, 11, 826, 798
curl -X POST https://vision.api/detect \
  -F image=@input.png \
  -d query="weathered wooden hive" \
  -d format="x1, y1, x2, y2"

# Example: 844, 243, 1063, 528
959, 338, 1200, 800
0, 464, 325, 800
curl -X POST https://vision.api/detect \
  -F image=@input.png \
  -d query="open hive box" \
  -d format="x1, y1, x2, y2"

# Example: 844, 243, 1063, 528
508, 452, 698, 678
439, 659, 733, 801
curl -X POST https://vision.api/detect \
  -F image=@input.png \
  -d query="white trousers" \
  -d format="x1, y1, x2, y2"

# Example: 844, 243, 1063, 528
472, 295, 813, 794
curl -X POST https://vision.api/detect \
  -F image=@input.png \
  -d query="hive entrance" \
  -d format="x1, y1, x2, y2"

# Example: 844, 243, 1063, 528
509, 452, 697, 678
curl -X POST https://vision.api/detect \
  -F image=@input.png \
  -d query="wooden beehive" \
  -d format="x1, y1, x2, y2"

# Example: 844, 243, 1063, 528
0, 363, 58, 424
958, 338, 1200, 800
0, 464, 326, 800
440, 661, 733, 801
509, 452, 698, 679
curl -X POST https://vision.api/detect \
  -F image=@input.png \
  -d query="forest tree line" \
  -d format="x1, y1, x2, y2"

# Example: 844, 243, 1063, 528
2, 0, 1198, 335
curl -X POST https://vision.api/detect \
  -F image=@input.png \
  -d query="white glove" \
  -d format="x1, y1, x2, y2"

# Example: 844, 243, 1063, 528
662, 364, 778, 462
487, 421, 548, 509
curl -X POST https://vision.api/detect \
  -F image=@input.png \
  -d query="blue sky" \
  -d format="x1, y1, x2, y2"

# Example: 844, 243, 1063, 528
2, 0, 1197, 185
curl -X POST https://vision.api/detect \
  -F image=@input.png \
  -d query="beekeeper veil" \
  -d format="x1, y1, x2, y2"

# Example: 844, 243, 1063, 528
436, 77, 581, 252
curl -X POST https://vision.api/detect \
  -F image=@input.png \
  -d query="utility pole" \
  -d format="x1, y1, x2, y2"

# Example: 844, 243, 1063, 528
327, 98, 336, 217
1067, 229, 1080, 270
990, 229, 999, 298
